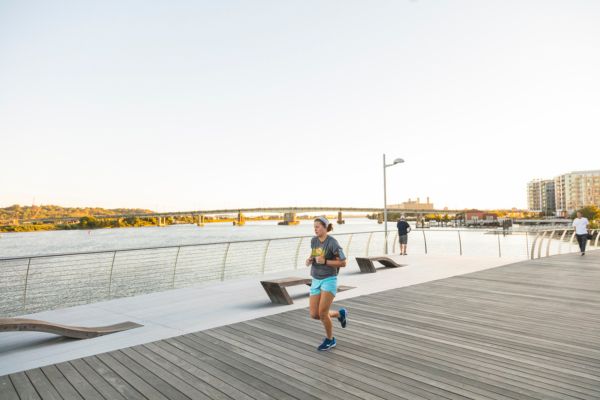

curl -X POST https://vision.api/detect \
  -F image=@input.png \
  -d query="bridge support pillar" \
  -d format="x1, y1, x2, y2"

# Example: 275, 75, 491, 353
235, 211, 246, 226
196, 214, 205, 227
377, 213, 383, 224
337, 211, 345, 224
278, 212, 299, 225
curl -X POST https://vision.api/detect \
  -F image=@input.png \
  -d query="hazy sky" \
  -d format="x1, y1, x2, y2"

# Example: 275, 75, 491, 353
1, 1, 599, 212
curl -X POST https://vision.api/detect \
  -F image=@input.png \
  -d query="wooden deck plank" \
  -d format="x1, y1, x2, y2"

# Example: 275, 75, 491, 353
344, 300, 600, 359
0, 375, 22, 400
349, 293, 600, 359
169, 335, 325, 400
224, 323, 472, 400
25, 368, 65, 400
263, 310, 595, 399
81, 356, 146, 400
55, 362, 105, 400
95, 352, 170, 400
40, 365, 84, 400
242, 317, 499, 399
217, 324, 464, 400
69, 359, 127, 400
353, 291, 600, 330
119, 346, 212, 400
344, 300, 600, 378
129, 344, 227, 400
292, 307, 600, 395
107, 350, 191, 400
9, 372, 41, 400
194, 330, 408, 400
149, 340, 256, 400
2, 251, 600, 399
255, 314, 543, 400
167, 334, 310, 400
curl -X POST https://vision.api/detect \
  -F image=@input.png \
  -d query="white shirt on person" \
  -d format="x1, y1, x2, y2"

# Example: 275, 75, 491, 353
572, 217, 589, 235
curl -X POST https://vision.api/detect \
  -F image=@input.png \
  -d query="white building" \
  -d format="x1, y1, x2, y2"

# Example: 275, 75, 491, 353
554, 170, 600, 216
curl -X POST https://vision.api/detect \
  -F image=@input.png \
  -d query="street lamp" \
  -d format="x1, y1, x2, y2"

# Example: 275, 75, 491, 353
383, 154, 404, 254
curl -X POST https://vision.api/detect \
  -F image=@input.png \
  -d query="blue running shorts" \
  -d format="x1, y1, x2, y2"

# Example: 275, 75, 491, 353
310, 276, 337, 296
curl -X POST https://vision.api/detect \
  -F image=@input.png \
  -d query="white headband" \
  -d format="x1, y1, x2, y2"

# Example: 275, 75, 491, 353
315, 216, 330, 226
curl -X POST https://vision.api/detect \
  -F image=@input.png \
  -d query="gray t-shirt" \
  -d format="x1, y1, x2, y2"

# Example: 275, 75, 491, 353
310, 235, 347, 279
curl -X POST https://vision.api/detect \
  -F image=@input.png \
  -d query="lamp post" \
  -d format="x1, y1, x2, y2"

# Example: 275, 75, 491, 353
383, 154, 405, 254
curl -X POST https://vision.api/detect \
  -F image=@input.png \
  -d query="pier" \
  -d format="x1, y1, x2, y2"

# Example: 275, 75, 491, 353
1, 250, 598, 399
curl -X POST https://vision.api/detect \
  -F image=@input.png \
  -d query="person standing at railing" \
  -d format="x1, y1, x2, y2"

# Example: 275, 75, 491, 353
306, 216, 348, 351
397, 215, 411, 255
573, 211, 589, 256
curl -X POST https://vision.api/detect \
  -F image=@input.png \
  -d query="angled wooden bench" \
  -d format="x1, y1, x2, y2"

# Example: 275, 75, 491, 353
355, 256, 405, 273
261, 277, 354, 305
0, 318, 142, 339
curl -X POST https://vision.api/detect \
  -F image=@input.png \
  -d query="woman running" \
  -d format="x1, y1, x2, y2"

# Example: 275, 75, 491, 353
306, 216, 348, 351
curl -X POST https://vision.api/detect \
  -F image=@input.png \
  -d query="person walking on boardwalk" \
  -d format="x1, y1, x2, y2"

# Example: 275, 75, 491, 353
573, 211, 590, 256
305, 216, 348, 351
397, 215, 411, 255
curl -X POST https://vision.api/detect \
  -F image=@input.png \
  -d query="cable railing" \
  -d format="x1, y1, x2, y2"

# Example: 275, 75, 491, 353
1, 228, 597, 317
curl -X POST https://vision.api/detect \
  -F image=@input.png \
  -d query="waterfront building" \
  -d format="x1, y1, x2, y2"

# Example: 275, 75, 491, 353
527, 179, 556, 215
389, 197, 434, 211
554, 170, 600, 216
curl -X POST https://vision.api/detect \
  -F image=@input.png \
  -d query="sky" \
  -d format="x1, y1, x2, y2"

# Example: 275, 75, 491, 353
1, 0, 599, 212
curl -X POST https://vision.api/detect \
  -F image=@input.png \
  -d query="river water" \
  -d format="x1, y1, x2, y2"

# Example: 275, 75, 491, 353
0, 218, 583, 259
0, 219, 385, 258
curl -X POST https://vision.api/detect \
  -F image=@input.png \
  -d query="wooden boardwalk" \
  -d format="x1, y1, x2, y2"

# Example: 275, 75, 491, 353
1, 251, 599, 399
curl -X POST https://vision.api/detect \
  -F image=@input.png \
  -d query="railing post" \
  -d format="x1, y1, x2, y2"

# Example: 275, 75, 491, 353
537, 231, 548, 259
569, 230, 576, 253
530, 232, 540, 260
558, 229, 567, 254
261, 240, 271, 274
545, 230, 555, 258
525, 231, 529, 259
346, 233, 354, 258
22, 258, 32, 312
171, 246, 181, 288
108, 251, 117, 298
422, 230, 428, 255
392, 231, 398, 254
365, 232, 374, 256
221, 243, 231, 281
595, 230, 600, 248
497, 233, 501, 258
294, 237, 304, 269
458, 230, 462, 256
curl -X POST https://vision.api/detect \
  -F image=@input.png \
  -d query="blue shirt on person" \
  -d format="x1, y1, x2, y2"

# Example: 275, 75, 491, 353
397, 220, 411, 235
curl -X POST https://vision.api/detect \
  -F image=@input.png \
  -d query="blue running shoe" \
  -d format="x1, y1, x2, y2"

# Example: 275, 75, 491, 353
318, 337, 336, 351
338, 308, 348, 328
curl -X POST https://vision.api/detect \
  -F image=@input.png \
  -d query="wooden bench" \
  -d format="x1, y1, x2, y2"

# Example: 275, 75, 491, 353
355, 256, 405, 273
0, 318, 142, 339
261, 277, 354, 305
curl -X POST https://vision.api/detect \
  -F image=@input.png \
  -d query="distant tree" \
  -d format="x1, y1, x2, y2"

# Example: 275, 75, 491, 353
442, 214, 450, 226
570, 205, 600, 221
79, 216, 99, 229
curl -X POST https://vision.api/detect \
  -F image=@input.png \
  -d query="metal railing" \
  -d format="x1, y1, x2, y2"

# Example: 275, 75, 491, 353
1, 228, 596, 317
528, 228, 599, 259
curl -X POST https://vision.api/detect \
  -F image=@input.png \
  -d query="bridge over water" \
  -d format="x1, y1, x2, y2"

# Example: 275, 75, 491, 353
14, 207, 486, 226
13, 207, 470, 226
